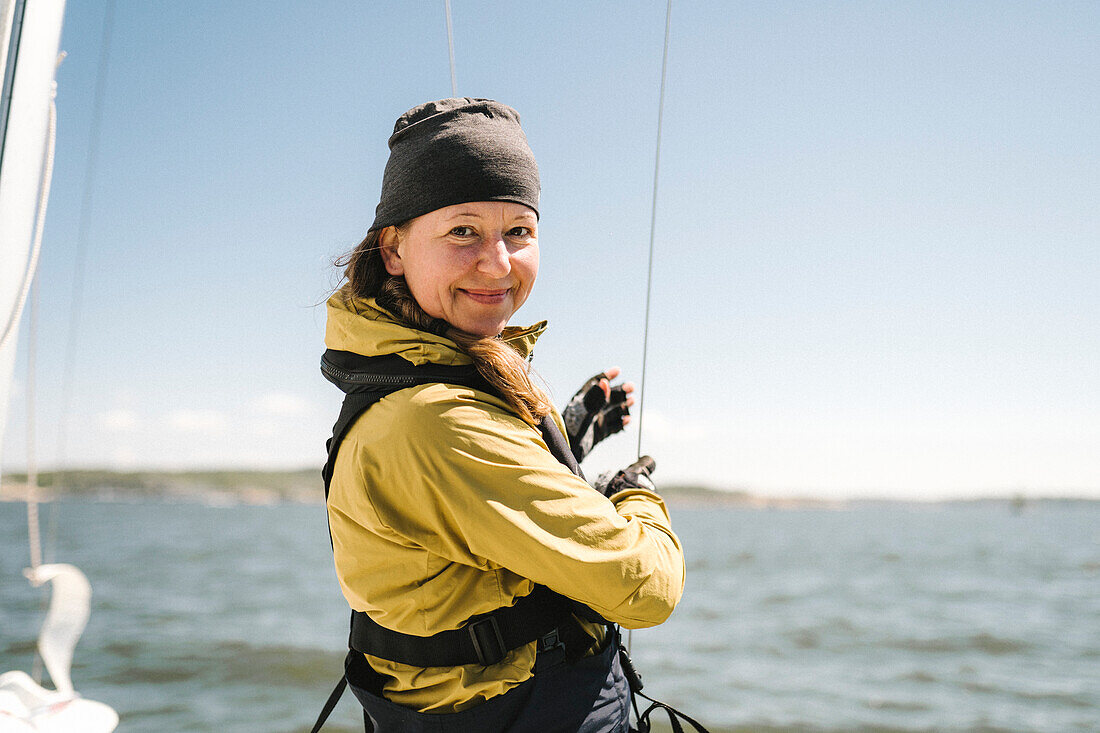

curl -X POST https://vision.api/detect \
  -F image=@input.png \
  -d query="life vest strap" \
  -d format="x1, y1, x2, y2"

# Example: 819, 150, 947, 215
309, 674, 348, 733
349, 584, 574, 667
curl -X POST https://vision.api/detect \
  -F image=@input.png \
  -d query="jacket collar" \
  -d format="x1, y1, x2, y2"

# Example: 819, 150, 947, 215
325, 291, 547, 366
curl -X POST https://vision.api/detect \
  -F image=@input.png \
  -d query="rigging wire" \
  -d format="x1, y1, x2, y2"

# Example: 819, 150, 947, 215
635, 0, 673, 460
50, 0, 115, 562
0, 0, 28, 173
24, 77, 58, 577
629, 0, 673, 654
444, 0, 457, 96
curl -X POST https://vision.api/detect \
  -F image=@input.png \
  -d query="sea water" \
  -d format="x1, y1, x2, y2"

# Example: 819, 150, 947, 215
1, 499, 1097, 732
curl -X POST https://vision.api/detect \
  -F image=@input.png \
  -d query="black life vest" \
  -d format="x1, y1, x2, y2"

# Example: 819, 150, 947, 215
312, 348, 710, 733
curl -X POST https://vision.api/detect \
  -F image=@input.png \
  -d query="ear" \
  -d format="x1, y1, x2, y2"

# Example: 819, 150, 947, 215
378, 226, 404, 276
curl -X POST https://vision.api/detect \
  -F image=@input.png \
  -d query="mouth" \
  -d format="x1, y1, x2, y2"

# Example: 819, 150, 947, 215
459, 288, 511, 305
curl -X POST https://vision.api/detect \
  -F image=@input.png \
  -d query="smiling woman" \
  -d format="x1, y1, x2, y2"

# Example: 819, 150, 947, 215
379, 201, 539, 339
314, 98, 691, 733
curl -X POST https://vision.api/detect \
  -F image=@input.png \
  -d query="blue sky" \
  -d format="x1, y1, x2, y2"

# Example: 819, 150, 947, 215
2, 1, 1098, 498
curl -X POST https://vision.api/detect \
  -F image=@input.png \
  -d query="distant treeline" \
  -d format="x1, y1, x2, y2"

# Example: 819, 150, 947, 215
2, 468, 321, 501
3, 469, 755, 504
2, 470, 1094, 507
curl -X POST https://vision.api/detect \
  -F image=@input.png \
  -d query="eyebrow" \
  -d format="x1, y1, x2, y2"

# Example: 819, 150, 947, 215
443, 210, 537, 222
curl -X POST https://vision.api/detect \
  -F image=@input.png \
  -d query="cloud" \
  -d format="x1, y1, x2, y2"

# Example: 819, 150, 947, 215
108, 446, 139, 468
166, 409, 229, 434
98, 409, 139, 431
635, 410, 708, 442
253, 392, 311, 417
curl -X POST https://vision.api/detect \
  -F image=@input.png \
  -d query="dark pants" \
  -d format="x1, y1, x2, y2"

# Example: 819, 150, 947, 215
346, 630, 631, 733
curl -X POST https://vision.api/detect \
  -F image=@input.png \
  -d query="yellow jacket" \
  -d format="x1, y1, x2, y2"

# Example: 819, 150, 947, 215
325, 293, 685, 713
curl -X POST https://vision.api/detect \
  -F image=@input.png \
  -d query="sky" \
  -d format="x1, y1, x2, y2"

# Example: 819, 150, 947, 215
2, 0, 1098, 499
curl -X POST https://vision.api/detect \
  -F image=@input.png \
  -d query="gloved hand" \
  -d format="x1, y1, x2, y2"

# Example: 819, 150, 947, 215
562, 368, 634, 463
594, 456, 657, 498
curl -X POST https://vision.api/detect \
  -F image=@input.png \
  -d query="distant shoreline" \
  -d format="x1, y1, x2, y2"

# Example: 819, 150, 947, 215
1, 469, 1096, 508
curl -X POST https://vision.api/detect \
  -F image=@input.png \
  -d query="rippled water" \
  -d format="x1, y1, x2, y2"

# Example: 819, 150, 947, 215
2, 499, 1098, 732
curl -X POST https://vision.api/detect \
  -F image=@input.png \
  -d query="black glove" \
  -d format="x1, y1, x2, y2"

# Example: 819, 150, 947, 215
562, 372, 631, 463
594, 456, 657, 498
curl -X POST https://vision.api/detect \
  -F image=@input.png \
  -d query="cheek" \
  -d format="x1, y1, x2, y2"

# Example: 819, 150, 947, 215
401, 257, 450, 315
412, 248, 482, 311
518, 247, 539, 291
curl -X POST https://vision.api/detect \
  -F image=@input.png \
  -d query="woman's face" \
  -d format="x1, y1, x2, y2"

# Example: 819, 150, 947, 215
379, 201, 539, 337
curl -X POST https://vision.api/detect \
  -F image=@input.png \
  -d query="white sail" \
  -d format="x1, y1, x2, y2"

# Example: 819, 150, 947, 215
0, 3, 119, 730
1, 0, 66, 454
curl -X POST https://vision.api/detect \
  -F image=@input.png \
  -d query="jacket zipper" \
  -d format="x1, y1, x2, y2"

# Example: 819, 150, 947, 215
320, 360, 421, 387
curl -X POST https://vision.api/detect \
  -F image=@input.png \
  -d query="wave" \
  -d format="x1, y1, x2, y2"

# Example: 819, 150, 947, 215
898, 669, 937, 683
96, 639, 343, 688
889, 632, 1032, 656
863, 698, 933, 713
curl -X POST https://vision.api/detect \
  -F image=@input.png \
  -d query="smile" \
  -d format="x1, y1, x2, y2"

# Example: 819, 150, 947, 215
459, 289, 510, 304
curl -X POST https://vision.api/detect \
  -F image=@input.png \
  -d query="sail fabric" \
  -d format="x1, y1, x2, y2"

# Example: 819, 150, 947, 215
0, 566, 118, 732
0, 0, 66, 458
0, 670, 119, 732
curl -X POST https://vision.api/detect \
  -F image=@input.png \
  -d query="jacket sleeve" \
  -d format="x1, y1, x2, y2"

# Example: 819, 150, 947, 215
360, 384, 685, 629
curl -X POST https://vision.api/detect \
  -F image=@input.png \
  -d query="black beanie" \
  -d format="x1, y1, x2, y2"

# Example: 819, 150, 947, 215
369, 98, 540, 232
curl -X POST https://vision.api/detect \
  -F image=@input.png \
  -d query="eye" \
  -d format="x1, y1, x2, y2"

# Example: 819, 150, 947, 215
507, 226, 533, 238
449, 226, 476, 237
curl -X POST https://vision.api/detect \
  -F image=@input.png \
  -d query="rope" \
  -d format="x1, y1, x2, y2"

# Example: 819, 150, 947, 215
27, 276, 43, 686
0, 211, 41, 348
0, 70, 59, 354
26, 279, 40, 567
635, 0, 673, 460
444, 0, 457, 96
24, 78, 59, 575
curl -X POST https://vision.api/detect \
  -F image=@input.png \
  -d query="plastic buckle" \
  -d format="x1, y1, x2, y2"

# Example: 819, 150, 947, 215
467, 616, 506, 666
538, 628, 562, 653
534, 627, 567, 671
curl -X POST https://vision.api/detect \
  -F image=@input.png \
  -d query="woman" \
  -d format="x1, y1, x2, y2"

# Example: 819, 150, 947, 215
319, 98, 685, 733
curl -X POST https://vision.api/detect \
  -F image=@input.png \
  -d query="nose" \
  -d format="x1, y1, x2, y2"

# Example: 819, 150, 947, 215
476, 232, 511, 278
